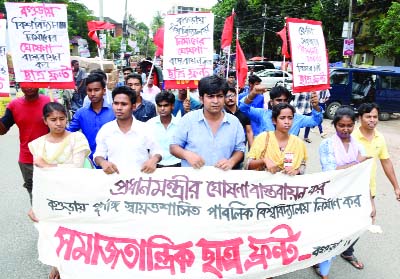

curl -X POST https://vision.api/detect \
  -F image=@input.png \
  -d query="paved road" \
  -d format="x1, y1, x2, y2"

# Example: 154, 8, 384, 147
1, 118, 399, 278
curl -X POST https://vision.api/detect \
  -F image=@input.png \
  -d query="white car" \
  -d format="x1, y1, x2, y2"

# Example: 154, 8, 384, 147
255, 69, 293, 91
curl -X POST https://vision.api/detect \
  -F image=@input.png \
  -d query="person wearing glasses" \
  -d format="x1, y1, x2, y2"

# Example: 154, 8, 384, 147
238, 86, 323, 136
224, 87, 254, 148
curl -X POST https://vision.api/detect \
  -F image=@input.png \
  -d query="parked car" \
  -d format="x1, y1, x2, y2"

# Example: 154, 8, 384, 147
246, 61, 275, 72
326, 66, 400, 120
255, 69, 293, 91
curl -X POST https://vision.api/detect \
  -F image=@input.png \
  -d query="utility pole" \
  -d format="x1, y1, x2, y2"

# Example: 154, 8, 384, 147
261, 4, 267, 59
346, 0, 353, 67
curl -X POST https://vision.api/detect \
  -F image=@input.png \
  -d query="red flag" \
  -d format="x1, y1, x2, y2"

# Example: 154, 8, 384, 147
236, 39, 248, 88
87, 21, 116, 46
221, 13, 235, 49
153, 27, 164, 56
276, 26, 290, 58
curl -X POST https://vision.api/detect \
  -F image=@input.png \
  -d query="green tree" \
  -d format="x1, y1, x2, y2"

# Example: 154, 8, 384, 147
372, 2, 400, 62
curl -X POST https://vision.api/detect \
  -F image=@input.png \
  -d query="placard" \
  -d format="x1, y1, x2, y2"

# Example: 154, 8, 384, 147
5, 2, 73, 85
287, 18, 330, 93
163, 13, 214, 86
0, 19, 10, 95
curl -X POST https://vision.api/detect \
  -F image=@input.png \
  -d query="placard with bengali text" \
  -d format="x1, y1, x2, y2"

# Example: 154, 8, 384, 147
163, 13, 214, 83
0, 19, 10, 95
287, 18, 330, 93
5, 2, 73, 84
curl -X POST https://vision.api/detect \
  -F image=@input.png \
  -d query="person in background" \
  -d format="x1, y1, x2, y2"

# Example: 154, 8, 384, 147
68, 74, 115, 166
116, 66, 133, 87
318, 105, 369, 278
71, 59, 87, 111
246, 103, 307, 175
82, 69, 113, 107
227, 71, 237, 88
135, 66, 146, 84
238, 75, 263, 108
125, 73, 156, 122
147, 91, 181, 167
94, 86, 162, 174
27, 102, 90, 279
317, 89, 330, 138
170, 75, 245, 170
239, 86, 322, 137
353, 103, 400, 226
292, 92, 313, 143
142, 73, 161, 104
0, 87, 52, 203
224, 87, 254, 149
172, 88, 202, 117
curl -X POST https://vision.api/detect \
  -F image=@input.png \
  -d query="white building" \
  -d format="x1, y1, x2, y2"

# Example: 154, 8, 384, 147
166, 0, 214, 15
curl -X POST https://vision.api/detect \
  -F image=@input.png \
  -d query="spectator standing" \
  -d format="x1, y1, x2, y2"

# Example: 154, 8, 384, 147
116, 66, 133, 87
71, 59, 87, 111
142, 74, 161, 104
292, 92, 313, 143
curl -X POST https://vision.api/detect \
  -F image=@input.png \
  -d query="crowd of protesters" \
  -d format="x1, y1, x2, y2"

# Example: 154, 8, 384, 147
1, 58, 400, 279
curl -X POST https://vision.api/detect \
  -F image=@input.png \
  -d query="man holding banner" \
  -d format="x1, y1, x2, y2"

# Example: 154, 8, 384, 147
170, 75, 245, 169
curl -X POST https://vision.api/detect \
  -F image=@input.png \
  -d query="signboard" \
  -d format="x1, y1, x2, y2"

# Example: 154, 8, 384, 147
78, 38, 90, 58
33, 161, 372, 279
5, 2, 74, 88
343, 38, 354, 56
99, 33, 107, 49
163, 12, 214, 89
341, 22, 354, 38
287, 18, 330, 93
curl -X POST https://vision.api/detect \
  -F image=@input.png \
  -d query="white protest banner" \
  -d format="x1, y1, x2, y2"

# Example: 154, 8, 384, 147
5, 2, 73, 85
163, 13, 214, 83
33, 161, 372, 279
0, 19, 10, 95
286, 18, 330, 93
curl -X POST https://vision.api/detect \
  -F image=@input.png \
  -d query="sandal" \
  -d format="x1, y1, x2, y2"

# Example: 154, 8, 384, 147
340, 253, 364, 269
49, 266, 61, 279
304, 138, 312, 143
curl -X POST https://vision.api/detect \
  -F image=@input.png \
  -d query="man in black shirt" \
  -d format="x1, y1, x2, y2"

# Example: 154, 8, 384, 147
224, 87, 254, 148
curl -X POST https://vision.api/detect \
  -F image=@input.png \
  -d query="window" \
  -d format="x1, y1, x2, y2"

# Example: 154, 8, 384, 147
330, 71, 349, 85
380, 75, 400, 90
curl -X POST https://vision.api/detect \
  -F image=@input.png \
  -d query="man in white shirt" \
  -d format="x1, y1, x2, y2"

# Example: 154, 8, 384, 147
142, 74, 161, 104
94, 86, 162, 174
147, 91, 181, 167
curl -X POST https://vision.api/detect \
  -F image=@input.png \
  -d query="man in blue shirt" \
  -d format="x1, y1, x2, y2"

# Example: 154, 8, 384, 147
172, 89, 201, 117
239, 85, 322, 136
67, 74, 115, 165
126, 73, 156, 122
170, 75, 246, 169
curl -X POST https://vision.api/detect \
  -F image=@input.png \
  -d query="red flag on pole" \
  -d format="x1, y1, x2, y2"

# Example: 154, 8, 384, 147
221, 13, 235, 49
87, 21, 116, 46
153, 27, 164, 56
276, 26, 290, 58
236, 38, 248, 88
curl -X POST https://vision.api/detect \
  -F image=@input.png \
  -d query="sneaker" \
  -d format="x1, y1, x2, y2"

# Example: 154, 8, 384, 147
320, 132, 328, 138
304, 138, 312, 143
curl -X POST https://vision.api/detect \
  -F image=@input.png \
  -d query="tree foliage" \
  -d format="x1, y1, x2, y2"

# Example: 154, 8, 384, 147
372, 2, 400, 59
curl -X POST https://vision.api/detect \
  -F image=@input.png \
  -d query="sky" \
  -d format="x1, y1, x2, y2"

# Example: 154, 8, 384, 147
77, 0, 218, 27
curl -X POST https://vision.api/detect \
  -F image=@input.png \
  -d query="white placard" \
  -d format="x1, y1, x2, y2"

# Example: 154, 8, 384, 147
163, 13, 214, 81
287, 18, 329, 93
0, 19, 10, 94
5, 2, 73, 83
33, 161, 372, 279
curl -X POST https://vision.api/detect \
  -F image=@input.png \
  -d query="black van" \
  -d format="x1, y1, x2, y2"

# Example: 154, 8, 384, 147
326, 66, 400, 120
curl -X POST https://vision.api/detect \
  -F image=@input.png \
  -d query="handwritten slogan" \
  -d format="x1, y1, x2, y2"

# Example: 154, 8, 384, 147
0, 19, 10, 95
33, 161, 372, 279
5, 2, 73, 83
287, 18, 329, 93
163, 13, 214, 81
